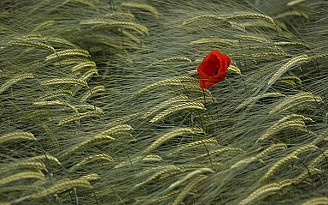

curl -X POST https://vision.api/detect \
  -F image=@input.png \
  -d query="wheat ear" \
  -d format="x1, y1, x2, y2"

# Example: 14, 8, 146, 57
191, 37, 238, 46
121, 2, 158, 17
31, 177, 92, 199
1, 161, 47, 172
163, 168, 213, 194
300, 197, 328, 205
0, 171, 45, 185
41, 78, 88, 87
60, 135, 114, 159
287, 0, 306, 6
256, 117, 308, 142
58, 108, 104, 125
0, 73, 34, 94
0, 132, 36, 145
183, 15, 224, 25
267, 54, 310, 87
80, 85, 105, 102
239, 180, 292, 205
150, 102, 205, 123
142, 128, 203, 154
45, 49, 91, 61
69, 154, 113, 172
172, 175, 208, 205
261, 144, 318, 181
270, 92, 322, 114
168, 138, 218, 156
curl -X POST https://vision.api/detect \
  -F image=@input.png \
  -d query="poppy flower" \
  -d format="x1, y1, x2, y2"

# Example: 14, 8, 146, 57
197, 50, 230, 89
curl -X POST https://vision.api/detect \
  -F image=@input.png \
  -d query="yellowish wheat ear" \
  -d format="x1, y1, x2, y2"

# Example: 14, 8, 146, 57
227, 12, 275, 25
69, 153, 113, 172
58, 107, 104, 125
163, 168, 213, 194
80, 85, 105, 102
82, 20, 149, 36
121, 2, 159, 17
71, 61, 97, 72
134, 76, 198, 96
261, 144, 317, 181
183, 15, 224, 25
287, 0, 306, 6
60, 0, 100, 8
33, 20, 56, 31
80, 68, 98, 81
296, 145, 324, 176
235, 34, 270, 43
46, 49, 91, 61
270, 92, 322, 114
142, 127, 203, 154
150, 102, 205, 123
191, 37, 238, 46
239, 180, 292, 205
152, 190, 180, 204
168, 138, 218, 156
267, 54, 310, 87
301, 197, 328, 205
0, 132, 37, 145
31, 177, 93, 199
39, 90, 73, 100
26, 154, 61, 165
236, 92, 285, 111
172, 174, 208, 205
228, 64, 242, 75
1, 161, 47, 172
0, 73, 34, 94
194, 147, 242, 159
148, 57, 192, 67
53, 58, 91, 66
133, 165, 182, 189
0, 171, 45, 186
256, 143, 288, 159
230, 143, 288, 169
308, 149, 328, 169
61, 124, 132, 158
256, 114, 310, 142
8, 39, 55, 52
60, 135, 115, 159
277, 75, 302, 88
98, 124, 133, 136
44, 37, 76, 47
121, 29, 142, 44
33, 100, 78, 113
113, 154, 162, 169
142, 95, 189, 119
41, 78, 88, 87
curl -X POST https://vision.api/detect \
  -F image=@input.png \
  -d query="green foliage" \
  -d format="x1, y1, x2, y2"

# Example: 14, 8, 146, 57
1, 0, 327, 204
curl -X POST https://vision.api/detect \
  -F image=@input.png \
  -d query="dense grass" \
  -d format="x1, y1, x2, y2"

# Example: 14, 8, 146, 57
0, 0, 327, 204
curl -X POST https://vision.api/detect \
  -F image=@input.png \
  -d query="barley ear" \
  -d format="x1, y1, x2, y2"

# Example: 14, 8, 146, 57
121, 2, 158, 17
172, 175, 207, 205
301, 197, 328, 205
267, 54, 310, 88
142, 128, 203, 154
0, 132, 37, 145
31, 178, 92, 199
0, 73, 34, 94
0, 171, 45, 185
150, 102, 205, 123
238, 180, 292, 205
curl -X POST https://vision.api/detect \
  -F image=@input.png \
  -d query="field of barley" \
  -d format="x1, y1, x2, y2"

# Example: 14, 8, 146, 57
0, 0, 327, 204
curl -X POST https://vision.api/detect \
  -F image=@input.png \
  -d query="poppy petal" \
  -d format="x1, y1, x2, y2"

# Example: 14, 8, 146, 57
197, 50, 230, 89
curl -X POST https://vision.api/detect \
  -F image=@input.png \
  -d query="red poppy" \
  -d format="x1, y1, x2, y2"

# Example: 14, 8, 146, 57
197, 50, 230, 89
